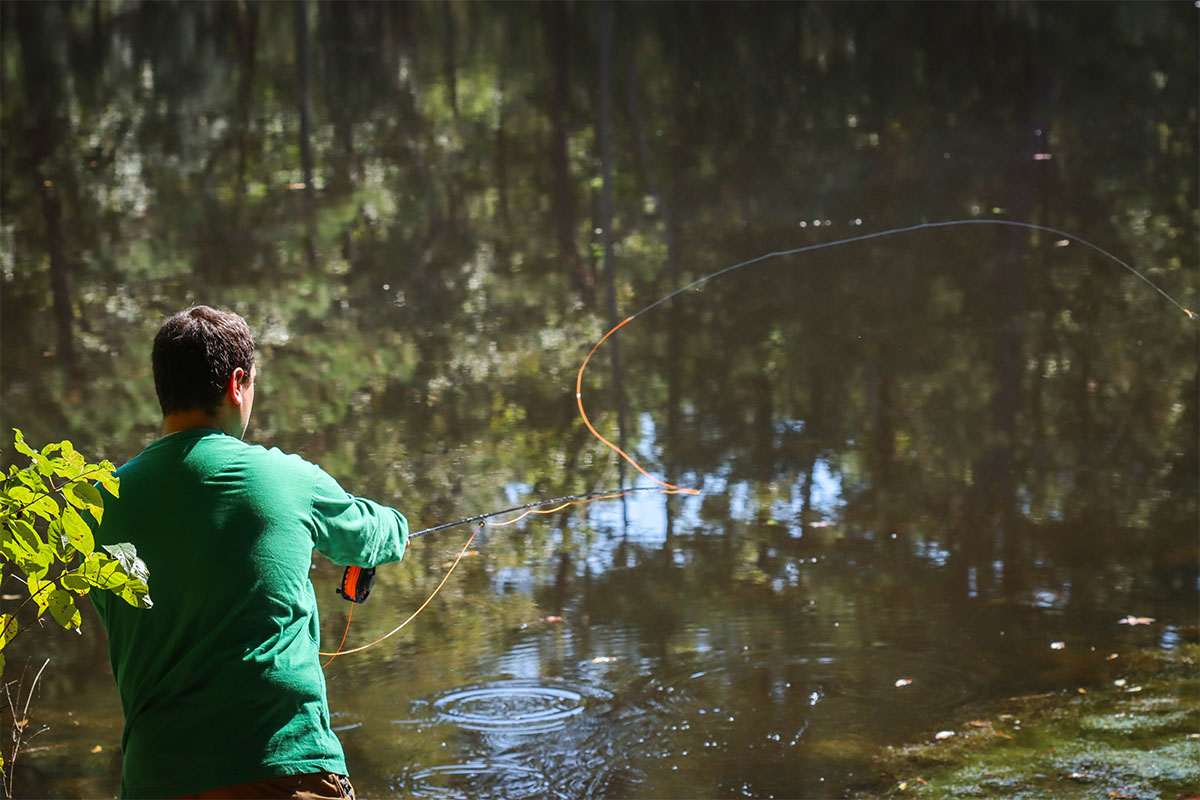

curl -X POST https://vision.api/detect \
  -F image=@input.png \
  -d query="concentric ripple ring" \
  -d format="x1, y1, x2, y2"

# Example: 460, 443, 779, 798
432, 679, 612, 733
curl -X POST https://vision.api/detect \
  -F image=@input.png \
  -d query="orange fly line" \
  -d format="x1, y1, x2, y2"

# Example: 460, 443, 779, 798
324, 217, 1193, 664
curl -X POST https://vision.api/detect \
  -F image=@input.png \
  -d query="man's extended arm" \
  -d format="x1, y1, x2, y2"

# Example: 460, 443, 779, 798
310, 466, 409, 567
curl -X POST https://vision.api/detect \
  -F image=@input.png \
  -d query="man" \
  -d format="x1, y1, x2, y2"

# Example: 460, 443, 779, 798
91, 305, 408, 799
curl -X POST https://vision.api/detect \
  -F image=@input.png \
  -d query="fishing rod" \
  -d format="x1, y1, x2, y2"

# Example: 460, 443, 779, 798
331, 486, 692, 607
408, 486, 684, 539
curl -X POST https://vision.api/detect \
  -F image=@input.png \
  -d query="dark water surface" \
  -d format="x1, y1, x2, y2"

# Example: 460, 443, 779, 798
2, 3, 1197, 798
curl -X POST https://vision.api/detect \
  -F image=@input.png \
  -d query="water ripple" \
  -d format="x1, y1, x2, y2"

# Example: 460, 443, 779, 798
396, 759, 564, 799
431, 679, 613, 733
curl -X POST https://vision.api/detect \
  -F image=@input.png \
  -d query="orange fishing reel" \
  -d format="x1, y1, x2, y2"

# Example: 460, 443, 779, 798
337, 565, 375, 603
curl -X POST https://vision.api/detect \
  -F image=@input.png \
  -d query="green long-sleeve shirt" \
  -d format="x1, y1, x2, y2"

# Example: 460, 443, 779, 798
91, 428, 408, 798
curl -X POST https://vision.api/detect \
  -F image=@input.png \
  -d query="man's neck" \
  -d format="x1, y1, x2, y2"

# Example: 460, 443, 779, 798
162, 410, 223, 437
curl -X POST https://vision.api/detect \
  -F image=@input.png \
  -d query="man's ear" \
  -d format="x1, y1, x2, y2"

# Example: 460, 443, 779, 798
227, 368, 248, 405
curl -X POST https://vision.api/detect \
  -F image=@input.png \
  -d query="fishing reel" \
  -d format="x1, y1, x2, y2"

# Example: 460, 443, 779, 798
337, 565, 375, 604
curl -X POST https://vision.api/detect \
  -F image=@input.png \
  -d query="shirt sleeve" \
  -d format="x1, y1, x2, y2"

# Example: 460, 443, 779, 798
309, 464, 409, 567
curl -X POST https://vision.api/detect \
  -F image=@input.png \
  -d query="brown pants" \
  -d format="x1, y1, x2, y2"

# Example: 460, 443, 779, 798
176, 772, 355, 799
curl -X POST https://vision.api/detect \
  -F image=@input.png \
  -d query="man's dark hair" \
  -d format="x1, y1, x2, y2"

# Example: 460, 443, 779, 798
153, 306, 255, 416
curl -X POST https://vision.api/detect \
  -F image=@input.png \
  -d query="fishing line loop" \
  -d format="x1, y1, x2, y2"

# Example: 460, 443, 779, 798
324, 216, 1192, 662
576, 217, 1194, 493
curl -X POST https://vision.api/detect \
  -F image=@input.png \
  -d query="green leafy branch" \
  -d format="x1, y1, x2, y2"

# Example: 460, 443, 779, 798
0, 429, 152, 677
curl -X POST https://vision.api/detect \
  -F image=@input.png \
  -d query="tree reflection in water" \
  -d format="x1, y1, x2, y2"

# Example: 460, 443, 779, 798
1, 2, 1195, 797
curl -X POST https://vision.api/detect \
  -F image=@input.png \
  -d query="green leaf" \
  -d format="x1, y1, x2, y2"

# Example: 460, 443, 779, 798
96, 469, 119, 498
76, 552, 130, 592
60, 506, 94, 555
12, 467, 44, 492
9, 520, 54, 582
6, 485, 58, 521
117, 578, 153, 610
11, 429, 35, 458
63, 480, 103, 513
103, 542, 148, 585
47, 588, 81, 630
59, 441, 85, 473
34, 454, 56, 478
59, 573, 91, 595
26, 574, 51, 615
47, 517, 70, 559
0, 613, 17, 650
1, 518, 39, 561
14, 541, 54, 582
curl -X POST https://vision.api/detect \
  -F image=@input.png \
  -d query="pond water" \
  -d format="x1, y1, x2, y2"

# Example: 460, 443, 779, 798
1, 2, 1197, 798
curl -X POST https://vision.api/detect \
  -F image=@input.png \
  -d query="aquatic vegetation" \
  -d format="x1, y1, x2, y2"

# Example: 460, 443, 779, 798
859, 645, 1200, 799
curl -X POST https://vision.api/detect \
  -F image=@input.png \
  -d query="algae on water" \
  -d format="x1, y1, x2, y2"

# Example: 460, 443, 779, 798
856, 644, 1200, 800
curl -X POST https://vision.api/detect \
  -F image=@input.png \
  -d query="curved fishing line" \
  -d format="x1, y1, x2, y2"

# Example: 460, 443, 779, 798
577, 218, 1195, 493
636, 219, 1195, 321
576, 318, 699, 495
321, 602, 353, 668
320, 523, 482, 661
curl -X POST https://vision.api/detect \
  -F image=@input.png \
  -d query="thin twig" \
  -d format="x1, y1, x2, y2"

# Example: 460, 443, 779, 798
2, 658, 49, 799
